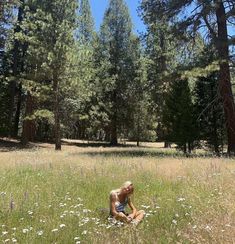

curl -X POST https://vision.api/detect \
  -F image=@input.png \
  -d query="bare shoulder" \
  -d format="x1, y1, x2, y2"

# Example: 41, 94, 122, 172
109, 190, 117, 200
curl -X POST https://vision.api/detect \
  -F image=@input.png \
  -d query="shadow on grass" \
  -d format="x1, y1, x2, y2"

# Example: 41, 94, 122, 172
78, 149, 214, 158
0, 138, 36, 152
0, 138, 217, 158
61, 139, 136, 148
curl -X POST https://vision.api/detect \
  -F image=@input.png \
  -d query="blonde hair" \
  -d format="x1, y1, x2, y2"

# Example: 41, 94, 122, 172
110, 181, 133, 196
121, 181, 132, 189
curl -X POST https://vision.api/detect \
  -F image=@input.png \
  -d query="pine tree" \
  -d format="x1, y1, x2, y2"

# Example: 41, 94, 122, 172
139, 0, 177, 147
0, 1, 13, 136
151, 0, 235, 155
96, 0, 135, 145
76, 0, 94, 44
60, 0, 97, 140
163, 79, 198, 154
19, 0, 77, 149
127, 36, 157, 146
194, 45, 226, 155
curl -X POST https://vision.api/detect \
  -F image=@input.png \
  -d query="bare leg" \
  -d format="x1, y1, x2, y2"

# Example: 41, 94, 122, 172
132, 210, 145, 225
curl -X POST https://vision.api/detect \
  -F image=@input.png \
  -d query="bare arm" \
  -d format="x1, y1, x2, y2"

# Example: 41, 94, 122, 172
127, 197, 137, 219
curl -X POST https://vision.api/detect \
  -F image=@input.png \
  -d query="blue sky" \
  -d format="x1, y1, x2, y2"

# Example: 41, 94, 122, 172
90, 0, 145, 33
90, 0, 234, 36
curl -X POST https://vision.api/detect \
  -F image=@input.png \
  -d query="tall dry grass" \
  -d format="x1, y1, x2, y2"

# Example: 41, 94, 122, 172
0, 142, 234, 243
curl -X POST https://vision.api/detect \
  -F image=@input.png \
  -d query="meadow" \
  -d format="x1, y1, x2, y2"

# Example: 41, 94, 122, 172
0, 139, 234, 243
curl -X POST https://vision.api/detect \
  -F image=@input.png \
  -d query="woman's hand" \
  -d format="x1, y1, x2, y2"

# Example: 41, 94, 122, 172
116, 212, 132, 223
128, 213, 135, 220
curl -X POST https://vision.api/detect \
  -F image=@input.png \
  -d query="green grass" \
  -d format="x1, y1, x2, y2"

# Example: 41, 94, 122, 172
0, 145, 234, 243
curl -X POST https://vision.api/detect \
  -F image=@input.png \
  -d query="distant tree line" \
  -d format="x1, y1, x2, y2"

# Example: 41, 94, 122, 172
0, 0, 234, 155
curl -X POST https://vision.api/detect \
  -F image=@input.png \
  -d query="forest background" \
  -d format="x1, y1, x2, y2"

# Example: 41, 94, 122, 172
0, 0, 235, 156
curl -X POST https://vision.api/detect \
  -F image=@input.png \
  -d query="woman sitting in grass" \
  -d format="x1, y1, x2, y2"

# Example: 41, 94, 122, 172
109, 181, 145, 225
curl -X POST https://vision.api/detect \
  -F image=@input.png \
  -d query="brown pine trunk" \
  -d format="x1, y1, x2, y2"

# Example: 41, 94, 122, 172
8, 0, 25, 137
215, 1, 235, 155
21, 93, 36, 145
110, 117, 118, 146
13, 84, 22, 137
53, 78, 61, 150
164, 142, 170, 148
110, 90, 118, 146
8, 81, 16, 137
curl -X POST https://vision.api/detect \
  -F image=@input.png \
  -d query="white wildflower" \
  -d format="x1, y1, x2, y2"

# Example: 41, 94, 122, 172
2, 231, 8, 235
51, 229, 59, 232
82, 230, 87, 235
83, 209, 91, 213
59, 224, 66, 228
22, 229, 29, 233
177, 197, 185, 202
141, 205, 150, 209
37, 230, 43, 236
172, 219, 177, 225
205, 225, 212, 231
12, 238, 17, 243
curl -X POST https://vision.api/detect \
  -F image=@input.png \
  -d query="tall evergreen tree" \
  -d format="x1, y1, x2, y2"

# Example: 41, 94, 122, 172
19, 0, 77, 149
96, 0, 135, 145
76, 0, 94, 44
163, 79, 198, 153
8, 0, 26, 138
0, 1, 14, 136
60, 0, 97, 140
149, 0, 235, 155
139, 0, 177, 146
194, 45, 226, 155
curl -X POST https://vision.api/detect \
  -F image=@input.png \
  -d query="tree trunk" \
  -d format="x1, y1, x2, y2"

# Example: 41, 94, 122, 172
164, 142, 170, 148
215, 1, 235, 155
110, 90, 118, 146
53, 79, 61, 150
21, 93, 36, 145
8, 0, 25, 137
110, 117, 118, 146
137, 112, 140, 147
188, 142, 191, 154
13, 83, 22, 137
8, 81, 16, 137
